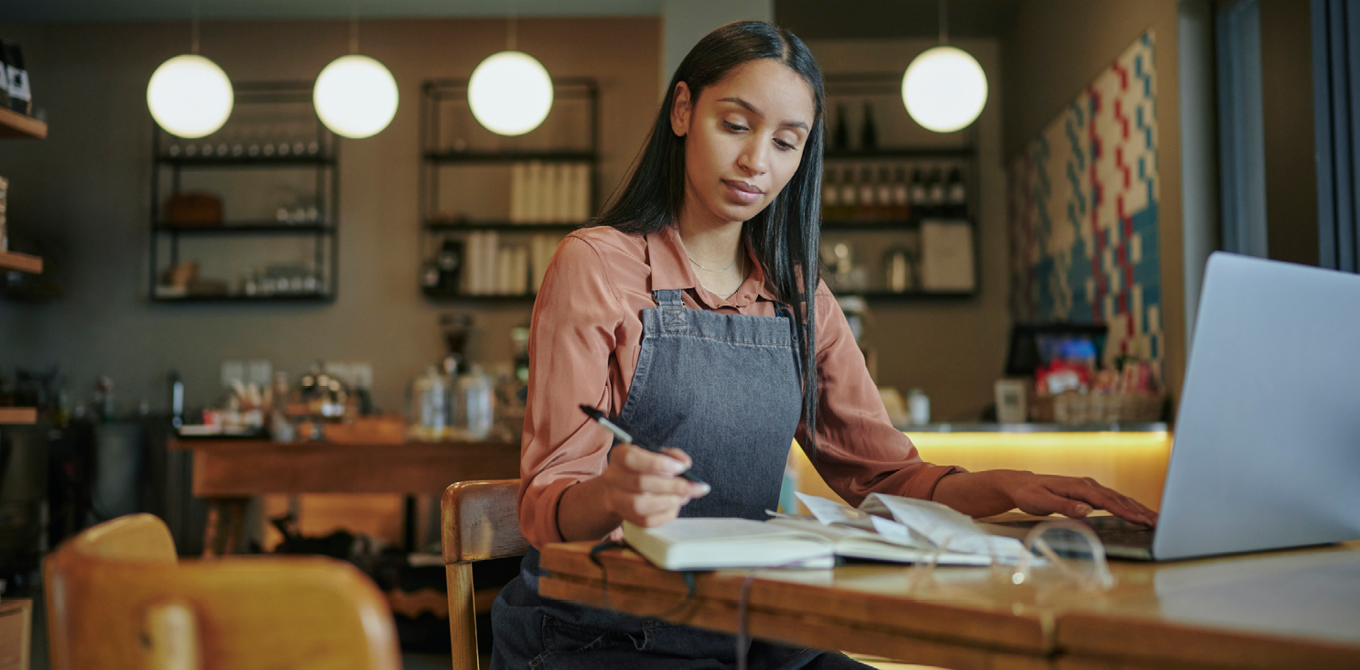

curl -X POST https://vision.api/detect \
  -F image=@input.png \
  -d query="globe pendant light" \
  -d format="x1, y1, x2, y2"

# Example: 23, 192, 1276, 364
468, 18, 554, 136
313, 18, 398, 139
902, 0, 988, 133
147, 14, 233, 139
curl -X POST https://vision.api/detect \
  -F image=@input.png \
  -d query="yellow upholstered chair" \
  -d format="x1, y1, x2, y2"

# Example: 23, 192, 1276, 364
441, 479, 530, 670
44, 513, 401, 670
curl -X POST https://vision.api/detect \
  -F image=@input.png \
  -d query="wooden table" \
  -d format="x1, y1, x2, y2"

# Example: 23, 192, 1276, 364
539, 540, 1360, 670
169, 437, 520, 556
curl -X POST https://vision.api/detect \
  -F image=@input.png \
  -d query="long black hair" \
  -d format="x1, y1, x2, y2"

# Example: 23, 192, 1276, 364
594, 21, 826, 449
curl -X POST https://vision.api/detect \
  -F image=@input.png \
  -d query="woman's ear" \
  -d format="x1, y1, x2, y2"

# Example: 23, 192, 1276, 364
670, 81, 692, 137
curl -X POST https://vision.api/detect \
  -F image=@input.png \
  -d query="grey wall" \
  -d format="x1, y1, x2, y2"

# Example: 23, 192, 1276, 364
662, 0, 772, 93
0, 17, 661, 416
1001, 0, 1189, 405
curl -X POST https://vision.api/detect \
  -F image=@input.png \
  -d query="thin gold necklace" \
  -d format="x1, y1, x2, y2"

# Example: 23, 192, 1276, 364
702, 255, 743, 298
688, 254, 738, 273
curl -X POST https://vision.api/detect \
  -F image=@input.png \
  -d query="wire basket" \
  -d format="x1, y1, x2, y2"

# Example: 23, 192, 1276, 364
1030, 391, 1163, 424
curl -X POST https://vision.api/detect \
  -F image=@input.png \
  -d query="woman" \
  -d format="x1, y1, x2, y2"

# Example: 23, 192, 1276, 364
492, 21, 1158, 669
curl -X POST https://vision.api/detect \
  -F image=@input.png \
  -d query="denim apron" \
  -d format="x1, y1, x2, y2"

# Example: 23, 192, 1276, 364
490, 290, 869, 669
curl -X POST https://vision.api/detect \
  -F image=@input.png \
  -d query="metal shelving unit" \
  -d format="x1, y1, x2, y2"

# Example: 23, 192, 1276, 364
418, 77, 600, 302
148, 81, 340, 303
820, 72, 981, 301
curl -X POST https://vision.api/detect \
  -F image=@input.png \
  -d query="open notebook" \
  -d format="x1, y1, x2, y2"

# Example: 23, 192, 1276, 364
621, 492, 1028, 571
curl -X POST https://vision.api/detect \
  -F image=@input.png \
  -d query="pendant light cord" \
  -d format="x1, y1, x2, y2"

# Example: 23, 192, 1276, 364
190, 0, 200, 54
349, 0, 359, 54
939, 0, 949, 45
507, 15, 518, 51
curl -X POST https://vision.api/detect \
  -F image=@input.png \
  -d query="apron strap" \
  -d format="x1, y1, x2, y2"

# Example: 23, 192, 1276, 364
652, 289, 688, 332
652, 289, 684, 306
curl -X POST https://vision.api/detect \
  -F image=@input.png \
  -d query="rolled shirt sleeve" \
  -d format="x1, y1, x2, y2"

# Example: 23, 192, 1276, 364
796, 281, 965, 508
517, 236, 626, 548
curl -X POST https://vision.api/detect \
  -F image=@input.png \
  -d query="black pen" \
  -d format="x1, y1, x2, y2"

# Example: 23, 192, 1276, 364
579, 405, 705, 484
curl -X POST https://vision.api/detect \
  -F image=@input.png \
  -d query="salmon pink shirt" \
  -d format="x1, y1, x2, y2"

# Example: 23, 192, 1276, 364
518, 224, 963, 548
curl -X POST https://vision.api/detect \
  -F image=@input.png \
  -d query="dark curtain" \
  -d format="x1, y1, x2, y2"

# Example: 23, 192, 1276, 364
1313, 0, 1360, 272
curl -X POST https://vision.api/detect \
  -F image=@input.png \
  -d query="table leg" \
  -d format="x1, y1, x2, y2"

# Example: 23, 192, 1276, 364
221, 498, 248, 555
202, 497, 250, 557
403, 494, 418, 552
203, 501, 222, 558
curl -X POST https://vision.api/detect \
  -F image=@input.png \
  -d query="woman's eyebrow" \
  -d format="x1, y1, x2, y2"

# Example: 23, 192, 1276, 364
717, 97, 809, 131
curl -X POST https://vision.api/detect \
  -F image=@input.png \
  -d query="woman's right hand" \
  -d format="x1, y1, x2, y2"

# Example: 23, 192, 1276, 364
555, 443, 711, 542
599, 443, 711, 529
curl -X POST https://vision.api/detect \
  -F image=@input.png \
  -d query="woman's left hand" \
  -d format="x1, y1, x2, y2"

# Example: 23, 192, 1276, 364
1006, 473, 1158, 526
933, 469, 1159, 526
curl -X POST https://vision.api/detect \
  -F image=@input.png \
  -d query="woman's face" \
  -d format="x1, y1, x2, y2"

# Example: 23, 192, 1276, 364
671, 58, 816, 228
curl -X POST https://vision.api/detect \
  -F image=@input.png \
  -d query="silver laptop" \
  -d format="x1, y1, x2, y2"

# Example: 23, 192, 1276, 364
995, 252, 1360, 560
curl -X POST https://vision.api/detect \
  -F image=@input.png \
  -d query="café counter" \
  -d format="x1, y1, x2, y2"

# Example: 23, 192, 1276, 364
790, 422, 1172, 512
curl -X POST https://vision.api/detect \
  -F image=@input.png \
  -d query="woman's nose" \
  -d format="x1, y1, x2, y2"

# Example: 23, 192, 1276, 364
738, 138, 770, 176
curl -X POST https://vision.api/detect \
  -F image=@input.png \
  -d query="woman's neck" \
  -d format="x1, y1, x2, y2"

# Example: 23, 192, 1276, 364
676, 208, 744, 270
677, 206, 747, 298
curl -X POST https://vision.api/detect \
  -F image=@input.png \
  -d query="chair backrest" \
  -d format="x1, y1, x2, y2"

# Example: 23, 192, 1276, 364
45, 513, 402, 670
441, 479, 529, 670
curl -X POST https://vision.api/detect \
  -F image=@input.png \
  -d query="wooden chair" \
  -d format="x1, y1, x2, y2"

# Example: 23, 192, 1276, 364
441, 479, 530, 670
44, 513, 402, 670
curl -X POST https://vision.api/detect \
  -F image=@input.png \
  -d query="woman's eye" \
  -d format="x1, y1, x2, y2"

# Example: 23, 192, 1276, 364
722, 121, 747, 132
774, 139, 796, 151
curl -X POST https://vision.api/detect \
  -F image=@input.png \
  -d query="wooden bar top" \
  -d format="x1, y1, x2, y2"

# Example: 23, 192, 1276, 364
539, 539, 1360, 669
167, 436, 517, 451
170, 436, 521, 497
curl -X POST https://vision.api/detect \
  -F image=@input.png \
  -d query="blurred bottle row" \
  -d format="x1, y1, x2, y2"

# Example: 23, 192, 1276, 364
162, 122, 325, 159
821, 164, 968, 222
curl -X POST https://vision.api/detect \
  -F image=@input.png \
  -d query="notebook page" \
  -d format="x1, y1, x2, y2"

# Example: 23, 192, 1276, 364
864, 493, 1028, 558
644, 517, 801, 543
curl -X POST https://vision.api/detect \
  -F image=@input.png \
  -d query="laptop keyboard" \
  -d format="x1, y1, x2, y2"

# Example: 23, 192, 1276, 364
987, 515, 1155, 557
1082, 516, 1155, 551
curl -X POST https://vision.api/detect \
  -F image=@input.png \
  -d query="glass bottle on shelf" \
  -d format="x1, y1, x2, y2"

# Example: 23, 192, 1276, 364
926, 167, 947, 219
290, 121, 306, 157
857, 166, 875, 221
230, 125, 245, 157
860, 102, 878, 151
909, 169, 929, 221
822, 167, 840, 220
946, 167, 968, 219
246, 125, 261, 157
838, 166, 857, 221
891, 166, 911, 221
832, 104, 850, 152
875, 165, 894, 221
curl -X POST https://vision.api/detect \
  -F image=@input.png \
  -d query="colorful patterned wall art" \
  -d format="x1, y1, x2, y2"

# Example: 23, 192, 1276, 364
1007, 32, 1161, 372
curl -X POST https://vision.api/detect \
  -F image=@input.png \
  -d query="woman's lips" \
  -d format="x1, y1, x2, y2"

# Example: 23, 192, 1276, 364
723, 180, 763, 205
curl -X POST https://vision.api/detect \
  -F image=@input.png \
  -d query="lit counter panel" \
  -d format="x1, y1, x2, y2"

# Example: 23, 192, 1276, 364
790, 425, 1172, 513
